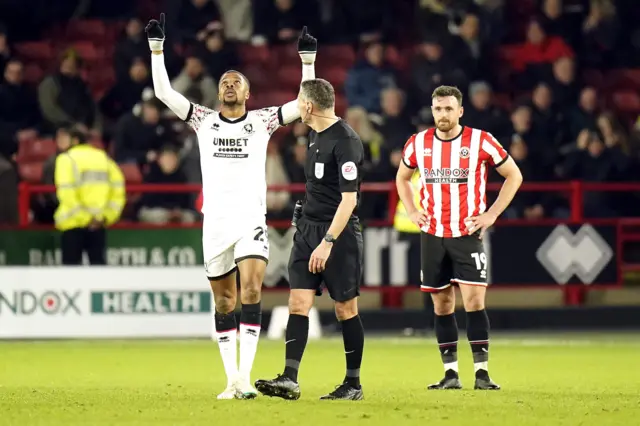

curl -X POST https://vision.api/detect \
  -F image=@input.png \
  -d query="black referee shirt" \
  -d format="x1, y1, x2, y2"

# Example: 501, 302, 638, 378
302, 119, 364, 222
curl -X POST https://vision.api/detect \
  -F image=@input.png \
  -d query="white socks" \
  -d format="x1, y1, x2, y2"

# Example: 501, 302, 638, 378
239, 323, 261, 381
215, 329, 239, 386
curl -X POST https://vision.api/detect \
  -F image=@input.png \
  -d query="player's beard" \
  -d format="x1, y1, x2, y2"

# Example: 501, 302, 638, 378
436, 119, 456, 132
222, 90, 242, 107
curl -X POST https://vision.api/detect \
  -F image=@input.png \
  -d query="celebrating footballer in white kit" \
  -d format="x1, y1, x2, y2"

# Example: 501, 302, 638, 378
145, 14, 317, 400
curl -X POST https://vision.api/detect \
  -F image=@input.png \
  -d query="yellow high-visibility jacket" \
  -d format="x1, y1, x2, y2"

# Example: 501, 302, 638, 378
54, 144, 125, 231
394, 172, 423, 234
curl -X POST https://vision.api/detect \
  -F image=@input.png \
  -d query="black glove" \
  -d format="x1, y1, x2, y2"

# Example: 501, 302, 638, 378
145, 13, 166, 51
297, 26, 317, 64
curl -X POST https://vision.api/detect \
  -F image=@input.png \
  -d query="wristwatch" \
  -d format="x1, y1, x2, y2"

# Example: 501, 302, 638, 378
323, 233, 336, 244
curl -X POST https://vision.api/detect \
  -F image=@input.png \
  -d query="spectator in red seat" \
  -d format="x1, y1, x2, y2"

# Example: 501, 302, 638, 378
282, 121, 310, 183
462, 81, 509, 139
138, 146, 197, 224
581, 0, 620, 67
37, 49, 102, 136
529, 83, 566, 158
410, 36, 468, 111
547, 56, 580, 111
374, 87, 415, 152
0, 24, 11, 80
113, 99, 172, 166
0, 59, 40, 161
0, 152, 17, 224
171, 55, 218, 109
114, 18, 149, 80
100, 58, 151, 121
265, 142, 291, 220
32, 125, 75, 224
168, 0, 222, 44
196, 30, 239, 82
511, 19, 574, 89
251, 0, 315, 45
345, 41, 397, 114
567, 86, 599, 142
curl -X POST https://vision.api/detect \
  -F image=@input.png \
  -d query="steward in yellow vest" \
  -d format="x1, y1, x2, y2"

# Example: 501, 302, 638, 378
394, 172, 422, 233
54, 125, 125, 264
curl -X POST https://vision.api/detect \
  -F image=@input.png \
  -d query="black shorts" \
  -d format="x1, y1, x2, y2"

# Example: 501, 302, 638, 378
420, 232, 488, 292
288, 217, 363, 302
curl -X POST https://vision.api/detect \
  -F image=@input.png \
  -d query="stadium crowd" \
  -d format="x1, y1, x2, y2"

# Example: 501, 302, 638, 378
0, 0, 639, 225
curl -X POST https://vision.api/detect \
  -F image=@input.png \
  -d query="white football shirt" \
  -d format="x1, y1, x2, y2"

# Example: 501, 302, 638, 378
185, 103, 283, 225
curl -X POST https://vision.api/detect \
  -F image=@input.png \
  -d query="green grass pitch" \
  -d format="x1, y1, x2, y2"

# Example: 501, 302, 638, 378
1, 334, 639, 425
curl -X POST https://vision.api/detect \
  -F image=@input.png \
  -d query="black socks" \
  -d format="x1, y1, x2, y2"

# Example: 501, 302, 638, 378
283, 314, 309, 382
435, 313, 459, 367
341, 315, 364, 389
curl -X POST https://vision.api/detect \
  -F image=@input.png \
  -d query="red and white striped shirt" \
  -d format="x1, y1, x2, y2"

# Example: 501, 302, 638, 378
402, 126, 508, 238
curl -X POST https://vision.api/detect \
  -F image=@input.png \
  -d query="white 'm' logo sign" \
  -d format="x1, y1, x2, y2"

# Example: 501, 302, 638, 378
535, 225, 612, 284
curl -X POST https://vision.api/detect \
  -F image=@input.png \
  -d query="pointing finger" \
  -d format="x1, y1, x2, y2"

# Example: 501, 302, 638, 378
301, 26, 308, 36
160, 13, 165, 29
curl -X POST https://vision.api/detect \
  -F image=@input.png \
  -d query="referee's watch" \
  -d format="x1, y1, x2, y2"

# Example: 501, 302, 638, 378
323, 233, 336, 244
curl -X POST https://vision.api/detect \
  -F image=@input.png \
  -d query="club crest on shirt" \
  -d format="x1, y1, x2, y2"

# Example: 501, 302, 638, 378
459, 146, 470, 159
315, 162, 324, 179
243, 123, 254, 134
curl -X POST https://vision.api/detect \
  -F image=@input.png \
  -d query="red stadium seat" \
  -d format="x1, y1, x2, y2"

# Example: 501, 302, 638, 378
264, 90, 297, 109
65, 20, 107, 42
612, 90, 640, 113
276, 65, 303, 91
322, 45, 356, 68
23, 63, 45, 84
241, 63, 272, 91
13, 42, 55, 62
18, 138, 56, 163
238, 44, 271, 65
68, 42, 104, 62
272, 45, 300, 67
319, 66, 349, 91
119, 163, 143, 184
334, 93, 347, 117
582, 69, 604, 89
19, 162, 44, 183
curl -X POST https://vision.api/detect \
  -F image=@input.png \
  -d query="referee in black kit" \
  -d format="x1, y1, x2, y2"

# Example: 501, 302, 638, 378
256, 79, 365, 401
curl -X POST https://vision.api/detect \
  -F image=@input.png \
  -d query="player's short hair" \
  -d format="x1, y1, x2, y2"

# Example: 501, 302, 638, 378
432, 85, 463, 106
220, 70, 250, 89
300, 79, 335, 111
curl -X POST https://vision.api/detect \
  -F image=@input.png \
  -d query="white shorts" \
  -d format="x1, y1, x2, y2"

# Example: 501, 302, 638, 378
203, 223, 270, 279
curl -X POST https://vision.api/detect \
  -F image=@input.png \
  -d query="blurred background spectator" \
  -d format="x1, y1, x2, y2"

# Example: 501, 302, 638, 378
1, 0, 640, 226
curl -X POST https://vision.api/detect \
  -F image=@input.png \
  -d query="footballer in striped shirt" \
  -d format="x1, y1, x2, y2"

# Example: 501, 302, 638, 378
396, 85, 523, 390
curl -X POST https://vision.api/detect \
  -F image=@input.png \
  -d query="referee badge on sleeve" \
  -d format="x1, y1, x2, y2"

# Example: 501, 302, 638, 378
341, 161, 358, 181
315, 162, 324, 179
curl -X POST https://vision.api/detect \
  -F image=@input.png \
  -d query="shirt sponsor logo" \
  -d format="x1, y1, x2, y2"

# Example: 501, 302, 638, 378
341, 161, 358, 181
423, 168, 469, 184
213, 138, 249, 158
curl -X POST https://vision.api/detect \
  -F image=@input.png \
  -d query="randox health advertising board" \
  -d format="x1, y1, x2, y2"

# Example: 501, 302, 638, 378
0, 268, 213, 339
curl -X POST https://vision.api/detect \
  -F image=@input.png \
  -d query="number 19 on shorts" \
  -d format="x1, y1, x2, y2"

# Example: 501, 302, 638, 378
471, 252, 487, 280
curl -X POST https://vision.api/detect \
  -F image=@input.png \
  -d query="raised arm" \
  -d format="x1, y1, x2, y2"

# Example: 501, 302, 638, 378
280, 26, 317, 125
145, 13, 191, 121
